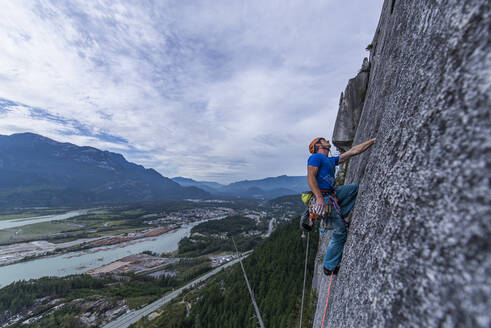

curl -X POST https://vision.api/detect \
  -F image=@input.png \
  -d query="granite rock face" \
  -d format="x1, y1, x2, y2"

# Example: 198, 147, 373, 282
332, 58, 369, 153
313, 1, 490, 327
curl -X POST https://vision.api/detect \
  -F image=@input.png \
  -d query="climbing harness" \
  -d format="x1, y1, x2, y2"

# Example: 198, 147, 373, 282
299, 232, 310, 328
302, 190, 343, 234
321, 272, 334, 328
323, 191, 342, 218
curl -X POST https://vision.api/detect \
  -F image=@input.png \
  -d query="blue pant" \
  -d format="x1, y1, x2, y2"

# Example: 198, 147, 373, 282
323, 184, 358, 270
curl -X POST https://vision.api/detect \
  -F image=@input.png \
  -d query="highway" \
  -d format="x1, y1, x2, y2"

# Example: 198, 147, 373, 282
103, 255, 248, 328
266, 217, 275, 237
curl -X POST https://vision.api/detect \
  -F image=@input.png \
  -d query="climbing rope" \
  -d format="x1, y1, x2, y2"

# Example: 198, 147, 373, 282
321, 272, 334, 328
299, 231, 310, 328
231, 236, 265, 328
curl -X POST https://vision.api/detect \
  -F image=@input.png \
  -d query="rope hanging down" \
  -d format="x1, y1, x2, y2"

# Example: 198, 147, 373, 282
321, 272, 334, 328
299, 232, 310, 328
231, 236, 265, 328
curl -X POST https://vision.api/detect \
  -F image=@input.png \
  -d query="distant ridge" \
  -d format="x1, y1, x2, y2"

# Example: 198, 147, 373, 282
172, 177, 225, 194
0, 133, 208, 208
172, 175, 308, 199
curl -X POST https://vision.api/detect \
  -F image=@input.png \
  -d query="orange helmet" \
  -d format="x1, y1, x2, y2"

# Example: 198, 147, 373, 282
309, 137, 323, 154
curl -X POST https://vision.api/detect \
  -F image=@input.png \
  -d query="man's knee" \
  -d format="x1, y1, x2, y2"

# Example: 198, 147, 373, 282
335, 184, 358, 199
345, 184, 358, 195
332, 231, 347, 244
333, 218, 347, 235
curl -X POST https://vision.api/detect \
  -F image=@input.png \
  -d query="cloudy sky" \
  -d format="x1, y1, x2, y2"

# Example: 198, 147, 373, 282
0, 0, 383, 183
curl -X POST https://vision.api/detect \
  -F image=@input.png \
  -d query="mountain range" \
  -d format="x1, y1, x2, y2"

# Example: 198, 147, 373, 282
172, 175, 308, 199
0, 133, 307, 208
0, 133, 207, 208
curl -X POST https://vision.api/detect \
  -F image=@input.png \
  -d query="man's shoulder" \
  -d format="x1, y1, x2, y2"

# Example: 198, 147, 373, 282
308, 153, 339, 166
309, 153, 333, 161
308, 153, 329, 167
308, 152, 326, 159
308, 152, 323, 162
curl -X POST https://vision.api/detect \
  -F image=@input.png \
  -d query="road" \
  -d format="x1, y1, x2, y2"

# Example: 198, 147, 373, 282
102, 255, 249, 328
266, 217, 275, 236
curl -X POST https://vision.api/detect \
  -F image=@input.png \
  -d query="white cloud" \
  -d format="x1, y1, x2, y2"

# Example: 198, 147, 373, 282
0, 0, 383, 183
0, 104, 130, 151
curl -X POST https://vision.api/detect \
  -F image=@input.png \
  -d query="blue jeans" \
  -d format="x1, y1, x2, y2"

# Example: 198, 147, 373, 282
323, 184, 358, 270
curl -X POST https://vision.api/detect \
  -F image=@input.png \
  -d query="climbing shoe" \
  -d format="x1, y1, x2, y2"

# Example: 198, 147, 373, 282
323, 266, 340, 276
300, 208, 313, 232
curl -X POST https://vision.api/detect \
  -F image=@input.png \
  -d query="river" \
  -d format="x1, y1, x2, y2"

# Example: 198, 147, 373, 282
0, 209, 91, 230
0, 218, 219, 288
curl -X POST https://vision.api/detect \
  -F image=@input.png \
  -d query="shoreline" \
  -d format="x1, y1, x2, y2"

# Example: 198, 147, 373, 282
0, 208, 95, 230
0, 215, 228, 288
0, 215, 226, 269
0, 225, 182, 268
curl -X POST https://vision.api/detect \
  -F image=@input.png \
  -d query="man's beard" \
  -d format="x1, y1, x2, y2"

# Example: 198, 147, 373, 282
320, 145, 331, 152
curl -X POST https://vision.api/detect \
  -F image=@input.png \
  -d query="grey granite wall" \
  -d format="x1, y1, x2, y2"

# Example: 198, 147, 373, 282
313, 0, 490, 327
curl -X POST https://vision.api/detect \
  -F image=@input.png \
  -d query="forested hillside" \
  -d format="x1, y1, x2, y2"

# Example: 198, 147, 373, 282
177, 215, 266, 257
134, 217, 319, 328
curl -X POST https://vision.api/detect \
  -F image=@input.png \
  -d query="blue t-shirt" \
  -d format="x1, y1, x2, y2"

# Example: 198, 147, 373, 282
307, 153, 339, 191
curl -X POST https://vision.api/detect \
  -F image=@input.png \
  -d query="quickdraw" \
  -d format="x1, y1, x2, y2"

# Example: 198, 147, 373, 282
308, 190, 343, 234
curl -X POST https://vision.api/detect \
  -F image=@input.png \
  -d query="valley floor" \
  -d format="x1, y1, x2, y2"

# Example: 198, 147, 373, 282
0, 196, 304, 327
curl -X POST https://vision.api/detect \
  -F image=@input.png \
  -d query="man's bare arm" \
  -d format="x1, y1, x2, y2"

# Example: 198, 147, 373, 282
307, 165, 325, 204
339, 138, 376, 163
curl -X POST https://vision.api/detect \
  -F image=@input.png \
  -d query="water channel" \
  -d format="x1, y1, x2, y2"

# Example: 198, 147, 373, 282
0, 218, 220, 288
0, 209, 91, 230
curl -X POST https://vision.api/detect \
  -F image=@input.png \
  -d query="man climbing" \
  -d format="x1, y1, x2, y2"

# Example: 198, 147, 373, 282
306, 137, 375, 275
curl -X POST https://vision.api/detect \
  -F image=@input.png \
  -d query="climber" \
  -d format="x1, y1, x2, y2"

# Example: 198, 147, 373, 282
305, 137, 375, 275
